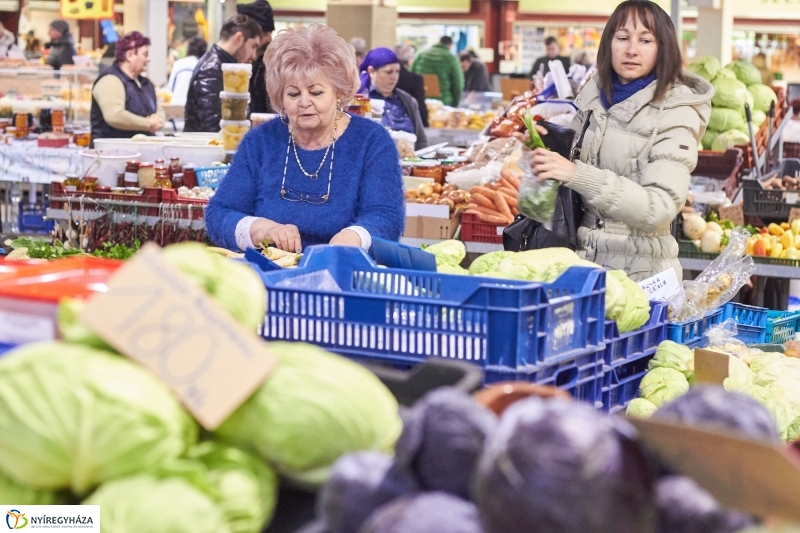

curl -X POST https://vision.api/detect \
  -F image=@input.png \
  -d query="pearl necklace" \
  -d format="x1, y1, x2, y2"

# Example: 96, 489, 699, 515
290, 114, 338, 180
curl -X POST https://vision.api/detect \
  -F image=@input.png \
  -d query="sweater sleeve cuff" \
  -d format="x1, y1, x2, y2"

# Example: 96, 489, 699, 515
567, 161, 606, 199
345, 226, 372, 250
235, 216, 259, 251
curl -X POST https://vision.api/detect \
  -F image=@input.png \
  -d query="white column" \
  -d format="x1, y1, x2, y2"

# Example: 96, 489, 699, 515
207, 0, 224, 55
671, 0, 682, 46
123, 0, 169, 87
222, 0, 238, 22
326, 0, 397, 50
691, 0, 733, 65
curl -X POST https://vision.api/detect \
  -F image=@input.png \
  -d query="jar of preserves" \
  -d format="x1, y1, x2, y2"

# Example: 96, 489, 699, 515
354, 94, 371, 116
412, 161, 444, 184
168, 157, 182, 177
13, 113, 26, 139
183, 165, 198, 188
137, 162, 155, 188
51, 108, 65, 133
171, 172, 185, 189
74, 129, 91, 147
124, 161, 139, 187
440, 159, 467, 182
63, 174, 81, 192
154, 164, 171, 188
400, 161, 417, 177
81, 176, 98, 192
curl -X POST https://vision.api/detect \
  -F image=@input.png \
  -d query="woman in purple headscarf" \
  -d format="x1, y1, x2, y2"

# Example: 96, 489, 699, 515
359, 47, 428, 150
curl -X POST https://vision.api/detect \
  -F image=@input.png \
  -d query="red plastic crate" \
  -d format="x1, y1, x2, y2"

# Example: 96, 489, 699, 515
461, 212, 505, 244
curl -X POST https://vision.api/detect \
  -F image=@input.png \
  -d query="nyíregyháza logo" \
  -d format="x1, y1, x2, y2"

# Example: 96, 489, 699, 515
6, 510, 27, 530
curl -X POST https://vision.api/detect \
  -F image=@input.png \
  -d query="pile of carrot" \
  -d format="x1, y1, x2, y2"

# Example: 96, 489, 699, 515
465, 169, 521, 225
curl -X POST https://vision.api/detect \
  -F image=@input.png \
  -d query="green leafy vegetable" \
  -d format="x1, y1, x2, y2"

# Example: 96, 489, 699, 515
711, 129, 750, 152
626, 398, 658, 419
639, 367, 690, 407
9, 237, 84, 260
748, 84, 778, 114
648, 341, 695, 384
518, 111, 560, 228
711, 77, 749, 111
709, 108, 744, 132
92, 240, 141, 260
0, 468, 67, 505
725, 59, 763, 87
607, 270, 651, 334
422, 240, 466, 267
521, 111, 546, 150
686, 55, 720, 82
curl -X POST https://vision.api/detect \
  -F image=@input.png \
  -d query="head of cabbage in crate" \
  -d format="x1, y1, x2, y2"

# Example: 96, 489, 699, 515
517, 0, 713, 282
204, 24, 404, 254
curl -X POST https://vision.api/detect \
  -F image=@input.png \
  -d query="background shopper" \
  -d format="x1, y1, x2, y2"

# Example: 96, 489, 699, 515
411, 36, 463, 107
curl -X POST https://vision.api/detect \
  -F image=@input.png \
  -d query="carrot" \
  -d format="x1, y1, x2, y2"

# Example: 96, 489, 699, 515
501, 170, 521, 189
500, 191, 518, 209
498, 186, 518, 199
471, 186, 496, 198
493, 190, 514, 223
467, 210, 507, 225
511, 207, 519, 216
471, 192, 495, 209
467, 203, 500, 217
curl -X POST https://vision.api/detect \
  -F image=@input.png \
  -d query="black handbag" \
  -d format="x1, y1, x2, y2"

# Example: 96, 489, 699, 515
503, 112, 593, 252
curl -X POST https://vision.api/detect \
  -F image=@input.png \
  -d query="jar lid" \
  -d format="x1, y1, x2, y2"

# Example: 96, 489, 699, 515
173, 173, 184, 178
65, 173, 79, 179
219, 120, 252, 128
415, 160, 441, 167
220, 91, 251, 100
139, 162, 154, 168
221, 63, 252, 73
126, 160, 139, 165
169, 156, 180, 161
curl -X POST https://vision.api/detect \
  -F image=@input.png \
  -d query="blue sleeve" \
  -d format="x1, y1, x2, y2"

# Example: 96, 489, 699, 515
352, 126, 405, 241
204, 130, 260, 250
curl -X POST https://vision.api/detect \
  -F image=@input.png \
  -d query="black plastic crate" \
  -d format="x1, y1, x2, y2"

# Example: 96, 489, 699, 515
743, 159, 800, 223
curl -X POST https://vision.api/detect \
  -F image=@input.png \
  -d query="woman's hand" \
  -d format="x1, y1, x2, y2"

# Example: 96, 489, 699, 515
147, 114, 164, 133
511, 123, 549, 143
329, 229, 362, 248
530, 148, 577, 184
250, 219, 302, 252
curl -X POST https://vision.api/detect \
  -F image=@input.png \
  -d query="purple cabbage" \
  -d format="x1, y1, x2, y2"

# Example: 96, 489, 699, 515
357, 492, 483, 533
655, 476, 755, 533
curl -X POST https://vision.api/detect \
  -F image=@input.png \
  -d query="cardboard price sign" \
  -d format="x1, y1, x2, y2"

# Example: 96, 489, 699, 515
80, 244, 277, 430
717, 204, 744, 227
789, 207, 800, 224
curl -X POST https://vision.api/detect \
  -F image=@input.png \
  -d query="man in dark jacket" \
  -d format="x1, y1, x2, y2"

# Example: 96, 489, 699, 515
529, 36, 570, 78
45, 20, 76, 71
184, 14, 262, 133
394, 44, 428, 127
237, 0, 274, 114
460, 51, 491, 92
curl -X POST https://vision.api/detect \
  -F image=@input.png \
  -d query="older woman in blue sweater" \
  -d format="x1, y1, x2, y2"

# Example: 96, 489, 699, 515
205, 24, 405, 252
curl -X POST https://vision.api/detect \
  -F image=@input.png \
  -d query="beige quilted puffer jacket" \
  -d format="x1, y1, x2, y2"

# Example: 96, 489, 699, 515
567, 72, 713, 282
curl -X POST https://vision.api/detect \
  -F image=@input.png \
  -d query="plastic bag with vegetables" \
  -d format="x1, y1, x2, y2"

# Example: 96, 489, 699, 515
517, 111, 559, 230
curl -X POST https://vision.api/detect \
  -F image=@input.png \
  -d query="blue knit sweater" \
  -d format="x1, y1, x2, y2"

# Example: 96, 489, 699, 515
205, 115, 405, 250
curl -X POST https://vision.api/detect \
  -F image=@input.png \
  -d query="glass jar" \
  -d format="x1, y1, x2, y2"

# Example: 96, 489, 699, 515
74, 129, 91, 147
354, 94, 371, 116
440, 159, 467, 182
63, 174, 81, 192
154, 164, 172, 188
39, 108, 52, 132
171, 172, 185, 189
124, 161, 139, 187
137, 162, 155, 188
81, 176, 98, 192
13, 113, 26, 139
412, 161, 444, 184
400, 161, 417, 177
183, 165, 198, 188
51, 108, 65, 133
168, 157, 182, 177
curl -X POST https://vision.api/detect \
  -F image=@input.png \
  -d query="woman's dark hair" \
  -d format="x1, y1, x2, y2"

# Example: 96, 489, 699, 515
186, 36, 207, 58
596, 0, 682, 103
115, 31, 150, 63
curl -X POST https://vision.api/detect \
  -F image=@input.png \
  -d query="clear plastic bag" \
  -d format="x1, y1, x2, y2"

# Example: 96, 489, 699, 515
676, 227, 756, 321
705, 319, 748, 356
275, 270, 342, 292
516, 149, 559, 230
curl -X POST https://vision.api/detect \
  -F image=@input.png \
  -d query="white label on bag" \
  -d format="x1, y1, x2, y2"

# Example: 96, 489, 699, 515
496, 226, 507, 235
0, 310, 55, 344
639, 268, 681, 302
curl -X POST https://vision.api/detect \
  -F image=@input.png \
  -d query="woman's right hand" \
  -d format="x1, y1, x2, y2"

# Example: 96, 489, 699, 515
511, 123, 548, 143
250, 218, 302, 252
147, 114, 164, 133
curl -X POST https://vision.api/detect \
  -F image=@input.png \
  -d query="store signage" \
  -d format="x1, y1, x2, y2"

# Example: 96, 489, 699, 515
251, 0, 327, 10
59, 0, 113, 19
718, 204, 745, 227
80, 244, 277, 430
518, 0, 671, 15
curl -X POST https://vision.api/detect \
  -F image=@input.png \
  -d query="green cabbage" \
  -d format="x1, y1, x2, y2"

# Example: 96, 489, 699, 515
158, 443, 278, 533
84, 475, 230, 533
438, 263, 469, 275
607, 271, 650, 333
423, 240, 465, 267
702, 129, 719, 150
648, 341, 695, 384
686, 55, 720, 82
57, 297, 114, 351
639, 367, 689, 407
216, 342, 402, 487
715, 67, 737, 81
723, 355, 756, 391
626, 398, 658, 419
605, 273, 626, 323
0, 342, 196, 495
748, 84, 778, 113
711, 129, 750, 152
753, 110, 767, 128
709, 108, 744, 132
725, 59, 762, 86
712, 77, 749, 111
0, 469, 66, 505
468, 251, 515, 276
161, 243, 267, 332
785, 416, 800, 442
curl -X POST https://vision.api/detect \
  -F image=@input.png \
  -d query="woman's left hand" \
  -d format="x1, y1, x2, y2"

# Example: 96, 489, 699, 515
329, 229, 362, 247
530, 148, 577, 184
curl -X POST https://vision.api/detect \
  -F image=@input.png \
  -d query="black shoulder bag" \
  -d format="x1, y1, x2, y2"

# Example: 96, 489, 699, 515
503, 111, 593, 252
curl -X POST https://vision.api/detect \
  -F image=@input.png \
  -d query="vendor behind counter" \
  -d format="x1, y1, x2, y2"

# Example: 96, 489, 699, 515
90, 31, 165, 144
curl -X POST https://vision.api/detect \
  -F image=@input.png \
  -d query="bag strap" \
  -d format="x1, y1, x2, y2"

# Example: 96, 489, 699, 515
570, 110, 593, 162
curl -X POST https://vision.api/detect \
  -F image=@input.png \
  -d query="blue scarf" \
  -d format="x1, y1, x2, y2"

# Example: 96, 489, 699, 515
358, 47, 399, 94
599, 71, 656, 109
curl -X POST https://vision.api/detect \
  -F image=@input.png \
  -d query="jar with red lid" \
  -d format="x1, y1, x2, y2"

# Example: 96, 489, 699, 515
154, 164, 172, 188
168, 157, 182, 177
440, 159, 467, 182
412, 161, 444, 184
124, 161, 139, 187
183, 165, 198, 188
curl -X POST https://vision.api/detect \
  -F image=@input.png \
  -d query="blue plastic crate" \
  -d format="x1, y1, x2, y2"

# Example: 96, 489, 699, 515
252, 245, 605, 372
604, 301, 668, 367
19, 203, 54, 234
666, 307, 724, 349
601, 349, 656, 414
0, 342, 17, 358
484, 346, 605, 408
765, 310, 800, 344
195, 165, 229, 189
722, 302, 768, 344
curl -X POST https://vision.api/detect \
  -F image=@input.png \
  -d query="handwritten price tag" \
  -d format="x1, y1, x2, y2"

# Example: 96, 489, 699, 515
717, 204, 744, 227
790, 208, 800, 224
638, 268, 681, 302
80, 244, 277, 430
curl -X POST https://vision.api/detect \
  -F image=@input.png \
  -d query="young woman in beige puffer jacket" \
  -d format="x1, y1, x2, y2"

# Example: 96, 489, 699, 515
530, 0, 714, 282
